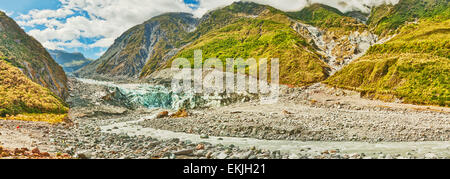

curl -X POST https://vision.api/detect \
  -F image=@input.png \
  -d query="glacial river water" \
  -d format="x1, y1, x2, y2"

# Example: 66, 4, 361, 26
100, 114, 450, 158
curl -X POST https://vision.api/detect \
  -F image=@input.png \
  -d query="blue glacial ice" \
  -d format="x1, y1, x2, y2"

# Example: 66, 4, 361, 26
77, 78, 255, 110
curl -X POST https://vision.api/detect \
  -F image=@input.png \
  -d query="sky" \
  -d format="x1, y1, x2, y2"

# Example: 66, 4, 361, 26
0, 0, 399, 59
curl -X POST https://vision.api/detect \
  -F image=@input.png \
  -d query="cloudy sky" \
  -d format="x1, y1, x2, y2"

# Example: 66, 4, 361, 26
0, 0, 399, 59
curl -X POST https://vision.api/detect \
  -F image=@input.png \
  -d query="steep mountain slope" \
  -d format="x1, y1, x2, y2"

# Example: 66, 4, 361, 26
0, 11, 68, 99
368, 0, 449, 36
140, 2, 277, 77
288, 3, 366, 31
159, 2, 330, 86
75, 13, 198, 78
325, 0, 449, 106
48, 49, 93, 73
288, 4, 377, 72
0, 58, 68, 117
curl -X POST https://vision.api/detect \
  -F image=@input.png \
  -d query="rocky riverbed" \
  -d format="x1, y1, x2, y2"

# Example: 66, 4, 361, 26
140, 99, 449, 142
140, 83, 449, 142
1, 78, 449, 159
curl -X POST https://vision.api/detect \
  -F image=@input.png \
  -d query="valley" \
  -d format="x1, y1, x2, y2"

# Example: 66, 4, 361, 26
2, 77, 448, 159
0, 0, 449, 160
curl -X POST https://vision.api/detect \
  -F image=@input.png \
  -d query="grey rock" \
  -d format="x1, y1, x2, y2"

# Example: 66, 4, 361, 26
238, 151, 254, 159
173, 149, 194, 156
216, 152, 229, 159
425, 153, 437, 159
76, 151, 92, 159
288, 153, 300, 159
200, 134, 209, 139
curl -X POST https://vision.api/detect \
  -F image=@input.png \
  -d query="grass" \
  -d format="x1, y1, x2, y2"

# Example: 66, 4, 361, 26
325, 53, 449, 106
368, 0, 450, 36
0, 59, 68, 117
140, 1, 290, 77
167, 17, 330, 86
0, 113, 68, 124
325, 18, 450, 106
287, 3, 367, 34
367, 19, 450, 58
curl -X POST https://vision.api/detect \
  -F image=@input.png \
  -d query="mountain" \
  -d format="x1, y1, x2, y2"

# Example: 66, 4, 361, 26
0, 11, 68, 99
79, 2, 377, 85
0, 58, 68, 117
75, 12, 198, 78
288, 3, 365, 31
287, 3, 376, 72
76, 1, 448, 106
368, 0, 449, 36
140, 2, 280, 77
78, 2, 333, 85
48, 49, 93, 73
325, 0, 449, 106
164, 2, 330, 86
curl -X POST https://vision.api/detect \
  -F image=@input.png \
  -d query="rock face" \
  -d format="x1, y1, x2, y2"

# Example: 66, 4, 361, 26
0, 11, 68, 99
290, 4, 378, 73
293, 22, 378, 74
75, 13, 198, 78
48, 49, 93, 73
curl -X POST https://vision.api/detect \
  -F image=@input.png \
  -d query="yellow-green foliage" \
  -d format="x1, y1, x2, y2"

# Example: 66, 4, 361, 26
141, 2, 284, 77
168, 17, 330, 86
0, 113, 68, 124
0, 59, 68, 116
368, 19, 450, 58
288, 3, 367, 35
326, 19, 450, 106
368, 0, 449, 36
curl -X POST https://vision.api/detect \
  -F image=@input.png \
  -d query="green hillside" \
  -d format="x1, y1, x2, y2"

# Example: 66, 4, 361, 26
287, 3, 366, 33
368, 0, 450, 36
325, 17, 450, 106
0, 58, 68, 117
140, 2, 287, 77
164, 2, 330, 86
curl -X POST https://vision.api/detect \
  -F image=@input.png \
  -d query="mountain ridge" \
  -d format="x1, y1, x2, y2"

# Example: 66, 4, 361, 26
48, 49, 93, 73
163, 2, 332, 86
74, 0, 448, 106
0, 11, 68, 99
75, 12, 198, 78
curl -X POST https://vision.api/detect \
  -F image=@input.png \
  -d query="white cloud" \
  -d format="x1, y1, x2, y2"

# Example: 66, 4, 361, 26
18, 0, 399, 53
18, 0, 193, 51
193, 0, 400, 16
89, 38, 115, 48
